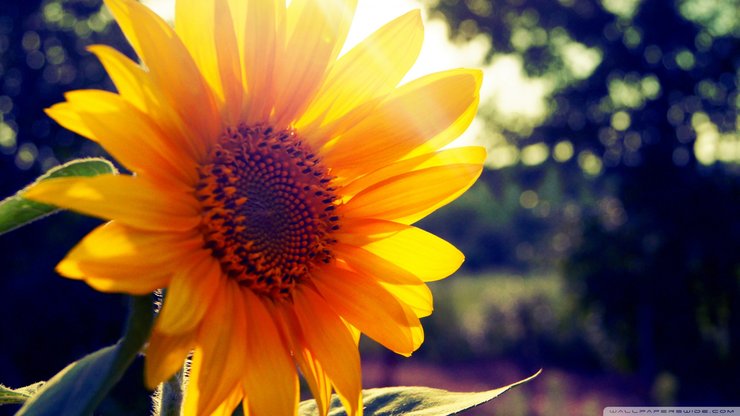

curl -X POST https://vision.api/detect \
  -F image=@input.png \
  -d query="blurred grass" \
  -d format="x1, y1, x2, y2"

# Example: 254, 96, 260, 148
360, 271, 615, 368
359, 271, 644, 415
417, 271, 616, 370
431, 273, 566, 356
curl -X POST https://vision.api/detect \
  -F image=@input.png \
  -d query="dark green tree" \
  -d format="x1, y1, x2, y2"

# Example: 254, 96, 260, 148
429, 0, 739, 403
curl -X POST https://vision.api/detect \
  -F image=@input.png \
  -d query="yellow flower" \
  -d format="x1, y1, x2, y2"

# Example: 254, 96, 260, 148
25, 0, 484, 414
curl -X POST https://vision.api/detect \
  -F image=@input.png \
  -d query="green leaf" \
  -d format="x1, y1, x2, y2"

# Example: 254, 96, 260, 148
0, 382, 45, 405
0, 157, 117, 235
16, 295, 154, 416
298, 370, 540, 416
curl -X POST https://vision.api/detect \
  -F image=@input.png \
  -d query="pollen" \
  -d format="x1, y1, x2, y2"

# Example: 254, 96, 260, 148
195, 124, 339, 300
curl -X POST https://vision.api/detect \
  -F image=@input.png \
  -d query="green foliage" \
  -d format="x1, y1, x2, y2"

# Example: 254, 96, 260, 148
431, 0, 740, 403
414, 273, 610, 369
0, 158, 116, 235
298, 371, 540, 416
14, 295, 154, 416
0, 382, 45, 405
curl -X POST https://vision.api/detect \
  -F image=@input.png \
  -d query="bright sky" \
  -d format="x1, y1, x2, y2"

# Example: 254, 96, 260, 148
140, 0, 550, 156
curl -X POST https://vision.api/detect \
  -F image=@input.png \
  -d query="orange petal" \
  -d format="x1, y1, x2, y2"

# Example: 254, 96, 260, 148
332, 242, 433, 318
360, 224, 465, 282
272, 303, 333, 416
299, 10, 423, 144
322, 69, 482, 177
408, 92, 480, 160
104, 0, 220, 152
340, 146, 486, 197
213, 0, 244, 124
175, 0, 243, 123
333, 218, 408, 246
57, 221, 201, 294
241, 290, 299, 416
175, 0, 218, 98
86, 44, 208, 162
292, 286, 362, 416
183, 282, 246, 416
300, 351, 333, 416
240, 0, 284, 123
345, 320, 362, 346
156, 252, 223, 335
273, 0, 357, 127
85, 45, 151, 112
23, 175, 201, 232
392, 296, 425, 351
81, 276, 167, 296
341, 163, 483, 224
312, 265, 422, 356
47, 90, 197, 188
378, 280, 434, 319
210, 386, 244, 416
144, 328, 196, 389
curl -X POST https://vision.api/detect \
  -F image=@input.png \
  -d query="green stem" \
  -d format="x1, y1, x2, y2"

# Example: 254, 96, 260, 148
16, 294, 155, 416
119, 295, 156, 358
160, 365, 185, 416
92, 295, 155, 408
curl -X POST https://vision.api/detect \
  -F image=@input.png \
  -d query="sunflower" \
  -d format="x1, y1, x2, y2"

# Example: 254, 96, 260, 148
25, 0, 484, 414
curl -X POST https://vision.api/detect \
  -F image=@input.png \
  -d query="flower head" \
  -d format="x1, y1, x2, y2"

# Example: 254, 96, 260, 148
25, 0, 484, 414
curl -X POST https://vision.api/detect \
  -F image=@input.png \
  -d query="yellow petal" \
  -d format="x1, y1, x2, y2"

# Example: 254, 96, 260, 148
86, 45, 207, 162
226, 0, 246, 54
361, 224, 465, 282
211, 387, 244, 416
340, 146, 486, 197
175, 0, 243, 123
378, 280, 433, 319
241, 291, 298, 416
213, 0, 243, 124
299, 10, 423, 142
341, 163, 483, 224
86, 45, 151, 111
24, 175, 200, 232
104, 0, 220, 151
292, 286, 362, 416
156, 252, 223, 335
47, 90, 197, 188
332, 242, 433, 318
298, 350, 332, 415
272, 303, 333, 416
408, 92, 480, 160
322, 69, 482, 177
81, 276, 166, 296
332, 218, 408, 246
184, 282, 246, 416
241, 0, 284, 123
312, 265, 422, 356
144, 328, 196, 389
175, 0, 218, 97
273, 0, 357, 127
393, 297, 425, 350
345, 320, 361, 346
57, 221, 201, 294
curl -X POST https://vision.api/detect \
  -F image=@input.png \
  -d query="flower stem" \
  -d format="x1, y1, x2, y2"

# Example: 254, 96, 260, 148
159, 366, 185, 416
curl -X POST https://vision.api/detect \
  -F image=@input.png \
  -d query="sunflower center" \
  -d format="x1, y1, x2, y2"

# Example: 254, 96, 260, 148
196, 124, 339, 299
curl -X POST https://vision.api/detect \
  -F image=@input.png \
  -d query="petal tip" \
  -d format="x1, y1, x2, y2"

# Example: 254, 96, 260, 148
143, 361, 165, 391
55, 259, 83, 279
404, 8, 423, 23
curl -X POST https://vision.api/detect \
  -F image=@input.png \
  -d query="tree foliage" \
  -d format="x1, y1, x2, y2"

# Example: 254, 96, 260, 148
428, 0, 739, 403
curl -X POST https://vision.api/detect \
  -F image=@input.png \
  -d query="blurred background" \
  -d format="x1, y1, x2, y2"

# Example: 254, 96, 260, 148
0, 0, 738, 414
